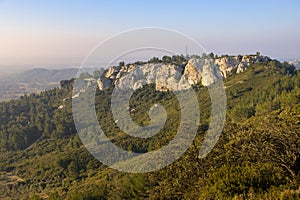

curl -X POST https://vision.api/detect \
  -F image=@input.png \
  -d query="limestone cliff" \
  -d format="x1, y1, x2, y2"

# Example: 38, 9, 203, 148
96, 54, 271, 91
215, 55, 270, 78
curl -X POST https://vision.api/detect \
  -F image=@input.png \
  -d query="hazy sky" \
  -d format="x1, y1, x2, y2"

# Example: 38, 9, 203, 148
0, 0, 300, 74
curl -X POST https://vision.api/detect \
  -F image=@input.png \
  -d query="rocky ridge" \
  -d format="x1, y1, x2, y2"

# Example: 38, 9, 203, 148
96, 54, 271, 91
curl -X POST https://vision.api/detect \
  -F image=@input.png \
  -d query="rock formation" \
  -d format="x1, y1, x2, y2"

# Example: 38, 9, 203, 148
95, 54, 271, 91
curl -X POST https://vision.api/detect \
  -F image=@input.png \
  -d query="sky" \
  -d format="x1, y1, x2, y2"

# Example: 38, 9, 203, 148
0, 0, 300, 74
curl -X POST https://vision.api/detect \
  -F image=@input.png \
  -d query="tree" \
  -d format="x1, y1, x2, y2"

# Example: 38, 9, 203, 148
68, 161, 79, 180
201, 53, 208, 59
119, 61, 125, 67
171, 55, 186, 64
148, 57, 160, 63
162, 55, 172, 63
57, 157, 71, 170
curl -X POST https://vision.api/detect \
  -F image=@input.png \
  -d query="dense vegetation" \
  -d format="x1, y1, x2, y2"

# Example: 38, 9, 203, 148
0, 57, 299, 199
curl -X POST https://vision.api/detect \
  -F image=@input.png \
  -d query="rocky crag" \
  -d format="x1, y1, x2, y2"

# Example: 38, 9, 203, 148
95, 54, 271, 91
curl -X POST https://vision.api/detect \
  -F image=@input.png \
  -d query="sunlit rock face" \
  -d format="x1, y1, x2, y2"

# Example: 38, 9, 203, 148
99, 59, 221, 91
114, 63, 184, 91
96, 55, 271, 91
180, 58, 222, 87
214, 55, 271, 78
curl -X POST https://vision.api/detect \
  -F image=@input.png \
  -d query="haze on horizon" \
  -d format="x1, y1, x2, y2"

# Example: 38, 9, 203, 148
0, 0, 300, 75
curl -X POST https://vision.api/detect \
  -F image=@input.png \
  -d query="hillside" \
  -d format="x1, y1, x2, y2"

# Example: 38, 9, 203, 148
0, 55, 299, 199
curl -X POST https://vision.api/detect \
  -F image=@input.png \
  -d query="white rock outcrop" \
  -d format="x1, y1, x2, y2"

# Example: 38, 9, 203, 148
115, 63, 184, 91
96, 55, 271, 91
214, 55, 270, 78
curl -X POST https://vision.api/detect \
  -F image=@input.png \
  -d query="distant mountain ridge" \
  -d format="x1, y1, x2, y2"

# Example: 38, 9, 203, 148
0, 68, 79, 101
5, 68, 79, 83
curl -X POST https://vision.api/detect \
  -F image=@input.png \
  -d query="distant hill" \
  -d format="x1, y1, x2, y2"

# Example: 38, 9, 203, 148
0, 68, 79, 101
6, 68, 79, 83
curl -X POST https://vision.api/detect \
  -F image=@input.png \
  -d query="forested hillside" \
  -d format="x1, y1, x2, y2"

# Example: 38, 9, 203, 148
0, 57, 299, 199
